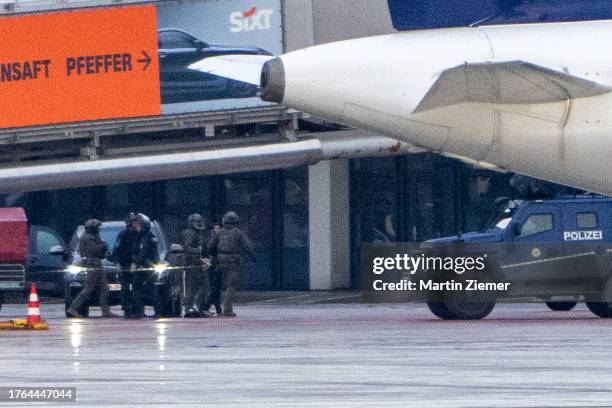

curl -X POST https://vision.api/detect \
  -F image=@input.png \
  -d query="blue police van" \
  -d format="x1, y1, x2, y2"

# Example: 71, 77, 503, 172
422, 195, 612, 320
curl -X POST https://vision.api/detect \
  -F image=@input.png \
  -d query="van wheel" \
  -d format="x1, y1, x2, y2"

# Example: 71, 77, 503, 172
586, 302, 612, 318
438, 275, 497, 320
426, 289, 496, 320
444, 298, 496, 320
546, 301, 577, 312
586, 276, 612, 318
427, 302, 453, 319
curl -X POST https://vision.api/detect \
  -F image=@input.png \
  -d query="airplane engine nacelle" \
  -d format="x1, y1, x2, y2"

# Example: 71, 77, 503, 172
192, 22, 612, 196
260, 58, 285, 104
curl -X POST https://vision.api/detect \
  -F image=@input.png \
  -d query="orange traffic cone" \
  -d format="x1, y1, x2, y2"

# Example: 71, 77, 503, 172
26, 283, 42, 324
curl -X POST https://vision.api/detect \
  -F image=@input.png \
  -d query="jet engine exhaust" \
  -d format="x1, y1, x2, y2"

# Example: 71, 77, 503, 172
260, 57, 285, 103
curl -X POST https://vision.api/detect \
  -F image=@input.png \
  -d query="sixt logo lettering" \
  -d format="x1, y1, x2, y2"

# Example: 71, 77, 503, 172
230, 7, 274, 33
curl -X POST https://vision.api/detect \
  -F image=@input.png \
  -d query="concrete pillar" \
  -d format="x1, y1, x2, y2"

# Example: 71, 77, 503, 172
308, 160, 350, 289
281, 0, 315, 52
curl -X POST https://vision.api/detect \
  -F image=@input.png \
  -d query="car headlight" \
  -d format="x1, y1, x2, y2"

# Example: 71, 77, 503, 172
65, 265, 87, 274
153, 263, 169, 276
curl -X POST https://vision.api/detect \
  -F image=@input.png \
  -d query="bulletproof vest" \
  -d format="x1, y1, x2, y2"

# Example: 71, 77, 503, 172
136, 231, 159, 267
217, 227, 239, 254
193, 230, 203, 247
116, 230, 138, 265
80, 232, 105, 267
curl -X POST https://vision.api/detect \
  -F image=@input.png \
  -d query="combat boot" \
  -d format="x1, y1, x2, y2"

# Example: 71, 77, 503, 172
66, 308, 83, 318
185, 306, 201, 318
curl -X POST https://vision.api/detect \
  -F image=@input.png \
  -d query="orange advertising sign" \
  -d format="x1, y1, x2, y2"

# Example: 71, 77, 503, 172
0, 4, 160, 129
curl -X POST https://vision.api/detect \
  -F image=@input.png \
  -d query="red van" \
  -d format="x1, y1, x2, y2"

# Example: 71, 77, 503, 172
0, 208, 28, 312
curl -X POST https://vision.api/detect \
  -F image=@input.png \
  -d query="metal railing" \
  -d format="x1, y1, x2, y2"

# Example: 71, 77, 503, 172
0, 264, 25, 282
0, 0, 151, 15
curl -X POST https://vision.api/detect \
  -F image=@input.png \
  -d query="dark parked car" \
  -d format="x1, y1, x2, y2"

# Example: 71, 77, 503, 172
64, 221, 184, 318
26, 225, 69, 296
158, 28, 272, 104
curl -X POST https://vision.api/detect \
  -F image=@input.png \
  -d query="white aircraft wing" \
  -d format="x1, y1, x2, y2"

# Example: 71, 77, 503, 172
188, 55, 275, 86
414, 61, 611, 113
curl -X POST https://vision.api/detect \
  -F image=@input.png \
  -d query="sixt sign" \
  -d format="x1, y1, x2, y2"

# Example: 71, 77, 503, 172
230, 6, 274, 32
156, 0, 282, 114
564, 230, 604, 241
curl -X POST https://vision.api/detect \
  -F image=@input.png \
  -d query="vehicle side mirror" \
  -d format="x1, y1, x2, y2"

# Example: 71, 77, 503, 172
512, 223, 522, 237
193, 40, 206, 49
170, 244, 184, 253
49, 245, 65, 256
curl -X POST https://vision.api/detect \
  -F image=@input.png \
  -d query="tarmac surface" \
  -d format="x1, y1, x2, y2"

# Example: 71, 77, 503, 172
1, 297, 612, 407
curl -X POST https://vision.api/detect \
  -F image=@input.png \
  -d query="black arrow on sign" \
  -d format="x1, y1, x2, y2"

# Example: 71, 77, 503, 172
137, 51, 151, 71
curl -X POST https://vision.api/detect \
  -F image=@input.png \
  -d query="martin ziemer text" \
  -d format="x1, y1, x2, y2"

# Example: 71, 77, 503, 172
372, 279, 511, 291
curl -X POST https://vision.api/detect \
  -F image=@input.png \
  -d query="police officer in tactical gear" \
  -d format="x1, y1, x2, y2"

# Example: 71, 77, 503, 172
208, 211, 254, 317
130, 213, 161, 319
202, 223, 223, 316
111, 212, 139, 318
181, 213, 212, 318
67, 219, 118, 318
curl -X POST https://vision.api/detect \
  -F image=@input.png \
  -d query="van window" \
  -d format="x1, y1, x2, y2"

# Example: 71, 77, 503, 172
36, 230, 62, 254
576, 213, 598, 229
519, 214, 553, 237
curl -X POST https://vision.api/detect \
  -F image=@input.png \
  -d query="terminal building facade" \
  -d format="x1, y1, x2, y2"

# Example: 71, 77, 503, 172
0, 0, 579, 291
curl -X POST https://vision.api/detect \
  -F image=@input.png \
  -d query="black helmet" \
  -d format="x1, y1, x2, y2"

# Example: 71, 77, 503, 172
136, 213, 151, 231
188, 213, 205, 230
222, 211, 239, 226
125, 212, 138, 227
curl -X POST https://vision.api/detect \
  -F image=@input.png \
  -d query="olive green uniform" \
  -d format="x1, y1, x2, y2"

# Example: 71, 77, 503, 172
68, 231, 111, 316
181, 227, 209, 309
208, 225, 253, 315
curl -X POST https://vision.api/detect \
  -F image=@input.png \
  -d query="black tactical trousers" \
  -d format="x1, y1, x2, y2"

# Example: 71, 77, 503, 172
131, 270, 161, 317
120, 268, 133, 316
203, 267, 223, 312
